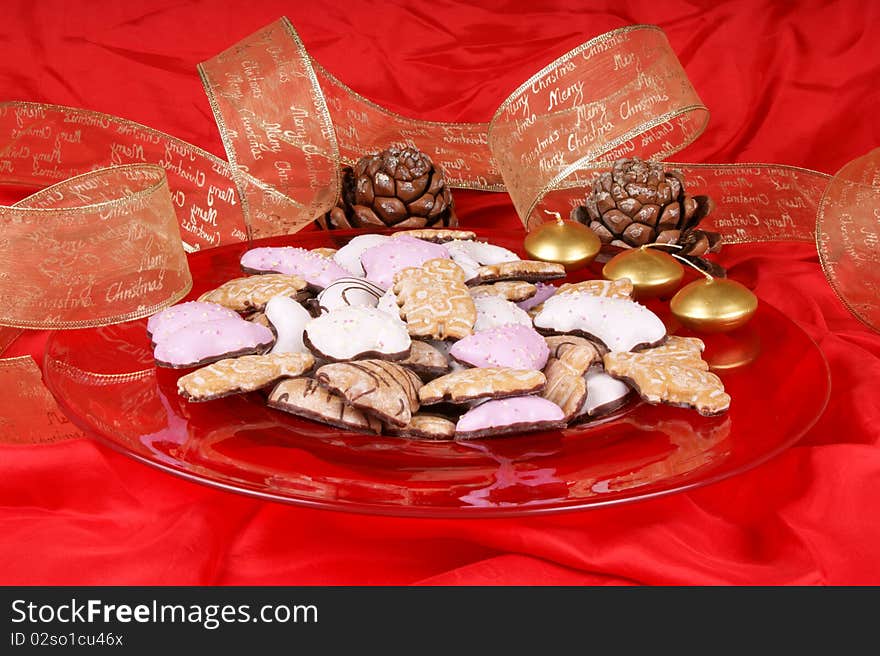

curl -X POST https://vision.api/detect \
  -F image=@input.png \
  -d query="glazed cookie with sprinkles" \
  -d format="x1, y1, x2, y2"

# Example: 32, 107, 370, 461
360, 235, 450, 289
444, 239, 520, 280
332, 234, 390, 277
303, 306, 411, 361
153, 317, 274, 369
240, 246, 349, 290
315, 277, 385, 314
533, 292, 666, 352
450, 324, 549, 370
455, 396, 566, 439
472, 295, 533, 332
146, 301, 240, 343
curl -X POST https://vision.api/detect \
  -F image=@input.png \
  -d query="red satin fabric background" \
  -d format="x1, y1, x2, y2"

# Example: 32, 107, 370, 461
2, 0, 880, 585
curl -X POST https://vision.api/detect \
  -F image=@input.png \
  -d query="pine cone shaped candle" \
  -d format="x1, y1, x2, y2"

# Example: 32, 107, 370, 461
571, 157, 721, 257
318, 146, 457, 230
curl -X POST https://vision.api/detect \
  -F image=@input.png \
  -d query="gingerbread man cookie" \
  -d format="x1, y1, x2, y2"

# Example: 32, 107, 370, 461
392, 258, 476, 340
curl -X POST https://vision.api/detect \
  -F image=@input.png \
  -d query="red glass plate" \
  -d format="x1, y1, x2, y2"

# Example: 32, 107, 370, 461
43, 229, 830, 517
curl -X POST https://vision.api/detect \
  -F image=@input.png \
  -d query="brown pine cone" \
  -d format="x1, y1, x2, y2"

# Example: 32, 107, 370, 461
571, 157, 721, 257
318, 146, 457, 230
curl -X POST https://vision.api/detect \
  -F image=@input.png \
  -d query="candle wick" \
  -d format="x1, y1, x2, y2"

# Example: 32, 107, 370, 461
543, 209, 565, 226
670, 253, 715, 281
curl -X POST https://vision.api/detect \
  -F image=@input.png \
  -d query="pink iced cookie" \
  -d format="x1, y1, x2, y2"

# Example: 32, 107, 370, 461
360, 235, 449, 289
153, 317, 274, 369
517, 283, 557, 312
450, 324, 549, 370
146, 301, 240, 343
455, 395, 566, 439
240, 247, 349, 290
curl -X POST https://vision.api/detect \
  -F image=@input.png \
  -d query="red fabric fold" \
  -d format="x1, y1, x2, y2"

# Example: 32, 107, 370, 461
1, 0, 879, 584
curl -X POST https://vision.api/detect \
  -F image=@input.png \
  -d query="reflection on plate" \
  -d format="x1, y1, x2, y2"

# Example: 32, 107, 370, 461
43, 230, 830, 517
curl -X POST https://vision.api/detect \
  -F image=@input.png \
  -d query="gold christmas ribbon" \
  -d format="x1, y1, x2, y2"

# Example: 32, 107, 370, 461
197, 21, 710, 234
0, 17, 878, 443
817, 148, 880, 333
0, 164, 191, 331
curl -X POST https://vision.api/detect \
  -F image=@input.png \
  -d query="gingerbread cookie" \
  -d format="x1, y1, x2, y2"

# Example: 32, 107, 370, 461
556, 278, 634, 299
603, 336, 729, 416
544, 335, 602, 375
264, 295, 312, 355
153, 317, 274, 369
467, 260, 566, 285
444, 239, 520, 280
533, 292, 666, 352
419, 367, 546, 405
392, 258, 476, 340
385, 413, 457, 440
396, 228, 476, 243
177, 352, 315, 402
360, 235, 449, 289
470, 281, 537, 303
397, 340, 449, 379
472, 295, 533, 332
540, 335, 603, 419
332, 234, 390, 276
197, 274, 308, 312
622, 335, 708, 367
315, 360, 422, 427
315, 277, 384, 314
450, 324, 549, 370
248, 311, 272, 329
267, 377, 382, 433
541, 366, 587, 420
303, 306, 411, 361
146, 301, 240, 343
240, 246, 349, 290
455, 396, 566, 439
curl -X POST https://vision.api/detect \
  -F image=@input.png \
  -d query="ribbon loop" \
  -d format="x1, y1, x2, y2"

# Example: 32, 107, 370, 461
0, 164, 191, 330
489, 25, 709, 229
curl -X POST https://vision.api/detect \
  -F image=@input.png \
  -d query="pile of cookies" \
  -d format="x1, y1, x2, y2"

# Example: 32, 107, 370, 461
147, 228, 730, 440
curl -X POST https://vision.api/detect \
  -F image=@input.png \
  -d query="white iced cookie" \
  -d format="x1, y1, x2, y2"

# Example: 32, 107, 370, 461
303, 306, 411, 361
472, 295, 533, 333
533, 292, 666, 352
316, 277, 384, 314
265, 295, 312, 355
444, 239, 520, 281
578, 368, 631, 417
333, 234, 390, 276
376, 288, 402, 320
